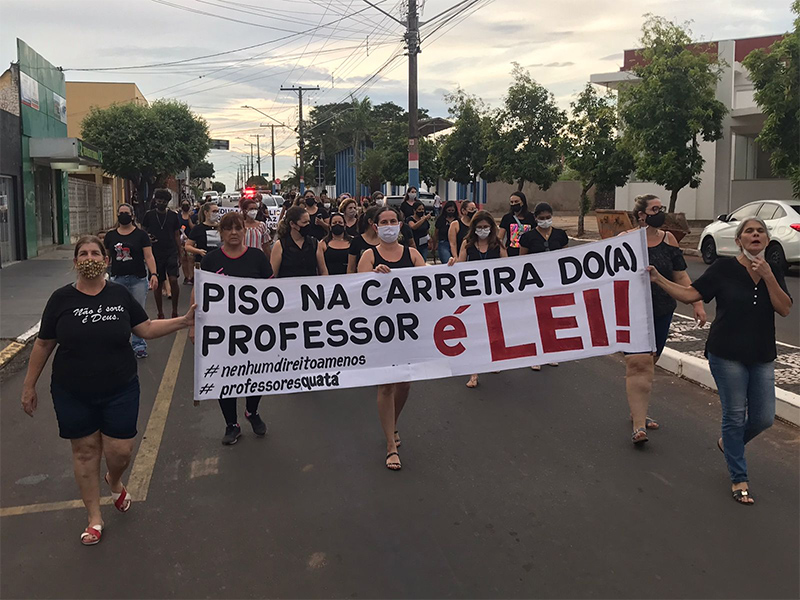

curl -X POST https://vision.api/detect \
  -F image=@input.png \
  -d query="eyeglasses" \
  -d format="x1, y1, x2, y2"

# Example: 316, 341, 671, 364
648, 206, 666, 214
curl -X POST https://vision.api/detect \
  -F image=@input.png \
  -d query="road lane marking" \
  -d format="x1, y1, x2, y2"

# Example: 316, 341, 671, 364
128, 329, 187, 500
189, 457, 219, 479
0, 330, 187, 517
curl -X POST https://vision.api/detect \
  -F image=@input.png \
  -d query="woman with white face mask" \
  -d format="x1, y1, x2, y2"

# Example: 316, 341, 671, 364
357, 207, 426, 471
448, 210, 507, 388
649, 217, 792, 505
241, 198, 271, 257
185, 202, 222, 266
520, 202, 570, 370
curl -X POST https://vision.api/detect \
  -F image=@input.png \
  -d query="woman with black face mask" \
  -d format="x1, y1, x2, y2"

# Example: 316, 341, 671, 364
623, 194, 707, 445
433, 200, 458, 263
321, 213, 352, 275
303, 191, 329, 240
499, 191, 537, 256
271, 206, 329, 277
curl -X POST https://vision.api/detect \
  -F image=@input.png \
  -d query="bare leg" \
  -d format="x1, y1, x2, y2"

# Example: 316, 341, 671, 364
181, 251, 193, 281
378, 384, 400, 468
70, 432, 104, 531
625, 354, 655, 433
102, 435, 135, 496
154, 280, 165, 317
169, 275, 180, 317
466, 374, 479, 388
392, 382, 410, 448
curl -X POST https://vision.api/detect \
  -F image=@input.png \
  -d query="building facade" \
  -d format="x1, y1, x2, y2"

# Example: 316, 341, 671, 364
591, 34, 792, 220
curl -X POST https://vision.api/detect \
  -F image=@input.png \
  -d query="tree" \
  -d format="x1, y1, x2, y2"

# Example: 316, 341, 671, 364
211, 181, 226, 193
485, 64, 566, 192
358, 148, 387, 192
283, 165, 315, 191
334, 97, 374, 192
563, 84, 635, 236
192, 160, 215, 180
82, 100, 210, 217
743, 2, 800, 198
619, 15, 727, 212
419, 136, 443, 189
439, 89, 490, 198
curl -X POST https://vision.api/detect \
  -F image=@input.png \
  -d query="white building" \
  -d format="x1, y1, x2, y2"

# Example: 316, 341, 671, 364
591, 34, 792, 220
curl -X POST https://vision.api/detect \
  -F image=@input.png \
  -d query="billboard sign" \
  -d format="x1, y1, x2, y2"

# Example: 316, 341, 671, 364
20, 71, 39, 110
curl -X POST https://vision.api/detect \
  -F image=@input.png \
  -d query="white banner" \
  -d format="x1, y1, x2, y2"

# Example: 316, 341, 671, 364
53, 92, 67, 124
20, 71, 39, 110
193, 229, 655, 400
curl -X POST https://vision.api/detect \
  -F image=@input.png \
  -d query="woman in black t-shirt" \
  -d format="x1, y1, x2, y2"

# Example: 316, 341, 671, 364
192, 212, 274, 446
405, 200, 432, 262
448, 200, 477, 258
433, 200, 458, 263
104, 203, 159, 359
339, 197, 360, 237
271, 206, 328, 278
499, 191, 537, 256
185, 202, 222, 265
302, 190, 329, 240
358, 207, 426, 472
21, 236, 194, 546
321, 212, 352, 275
649, 217, 792, 505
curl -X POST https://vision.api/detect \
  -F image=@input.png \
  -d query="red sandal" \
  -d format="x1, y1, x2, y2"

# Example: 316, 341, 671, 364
105, 474, 132, 512
80, 524, 103, 546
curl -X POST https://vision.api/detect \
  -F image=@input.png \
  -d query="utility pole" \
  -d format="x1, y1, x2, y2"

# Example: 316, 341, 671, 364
271, 125, 276, 192
280, 85, 320, 193
406, 0, 420, 191
250, 134, 262, 177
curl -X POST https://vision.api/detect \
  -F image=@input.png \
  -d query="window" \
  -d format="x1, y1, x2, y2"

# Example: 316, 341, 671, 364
733, 134, 777, 180
757, 203, 779, 220
728, 203, 762, 222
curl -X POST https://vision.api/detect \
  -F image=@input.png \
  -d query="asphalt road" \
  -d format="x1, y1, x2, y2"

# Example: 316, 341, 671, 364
1, 291, 798, 599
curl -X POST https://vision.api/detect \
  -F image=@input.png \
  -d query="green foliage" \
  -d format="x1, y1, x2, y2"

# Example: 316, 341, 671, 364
742, 2, 800, 198
211, 181, 226, 193
439, 89, 490, 186
283, 165, 315, 191
485, 64, 566, 191
619, 15, 727, 211
81, 100, 210, 189
563, 84, 634, 234
419, 136, 443, 188
358, 148, 387, 192
192, 160, 215, 179
334, 97, 374, 189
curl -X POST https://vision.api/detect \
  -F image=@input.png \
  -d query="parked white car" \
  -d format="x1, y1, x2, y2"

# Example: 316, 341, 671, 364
699, 199, 800, 272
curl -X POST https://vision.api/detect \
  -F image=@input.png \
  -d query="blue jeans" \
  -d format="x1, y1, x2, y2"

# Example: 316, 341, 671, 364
111, 275, 149, 352
437, 240, 451, 264
417, 246, 429, 262
708, 353, 775, 484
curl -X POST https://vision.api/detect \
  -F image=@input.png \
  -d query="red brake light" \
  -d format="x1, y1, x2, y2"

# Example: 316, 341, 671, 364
243, 188, 256, 199
790, 224, 800, 232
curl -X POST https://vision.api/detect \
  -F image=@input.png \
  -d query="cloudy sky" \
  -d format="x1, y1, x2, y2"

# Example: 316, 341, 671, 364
1, 0, 793, 189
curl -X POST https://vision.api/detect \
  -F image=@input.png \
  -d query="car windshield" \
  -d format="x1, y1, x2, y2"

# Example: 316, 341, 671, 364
789, 204, 800, 216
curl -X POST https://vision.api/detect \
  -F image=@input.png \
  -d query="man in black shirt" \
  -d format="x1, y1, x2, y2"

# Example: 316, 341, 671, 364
142, 189, 181, 318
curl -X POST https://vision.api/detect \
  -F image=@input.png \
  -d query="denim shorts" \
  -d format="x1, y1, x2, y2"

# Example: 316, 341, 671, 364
51, 376, 140, 440
625, 313, 673, 358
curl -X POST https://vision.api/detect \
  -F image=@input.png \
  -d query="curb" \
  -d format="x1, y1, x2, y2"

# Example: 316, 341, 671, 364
0, 322, 40, 371
657, 348, 800, 427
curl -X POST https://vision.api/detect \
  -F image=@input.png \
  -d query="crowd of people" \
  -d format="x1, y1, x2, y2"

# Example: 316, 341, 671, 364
19, 185, 792, 545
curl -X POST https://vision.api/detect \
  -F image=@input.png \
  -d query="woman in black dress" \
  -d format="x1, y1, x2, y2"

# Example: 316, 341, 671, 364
433, 200, 458, 263
270, 205, 328, 278
358, 207, 426, 471
448, 200, 477, 258
321, 212, 352, 275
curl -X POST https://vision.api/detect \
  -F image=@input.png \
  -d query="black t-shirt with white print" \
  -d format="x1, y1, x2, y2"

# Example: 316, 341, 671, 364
104, 228, 152, 278
188, 224, 222, 263
39, 282, 149, 395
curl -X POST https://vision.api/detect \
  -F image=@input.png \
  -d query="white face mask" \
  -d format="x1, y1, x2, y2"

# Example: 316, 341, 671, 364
377, 224, 401, 243
475, 226, 491, 239
246, 209, 258, 220
408, 192, 417, 199
537, 218, 553, 229
209, 212, 221, 224
323, 202, 331, 210
742, 247, 764, 262
376, 197, 386, 207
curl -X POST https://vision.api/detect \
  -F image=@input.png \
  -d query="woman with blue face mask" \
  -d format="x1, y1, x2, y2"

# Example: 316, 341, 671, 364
357, 206, 426, 471
648, 216, 792, 505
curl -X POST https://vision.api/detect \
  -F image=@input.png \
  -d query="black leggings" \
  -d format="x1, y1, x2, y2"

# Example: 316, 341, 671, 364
218, 396, 261, 426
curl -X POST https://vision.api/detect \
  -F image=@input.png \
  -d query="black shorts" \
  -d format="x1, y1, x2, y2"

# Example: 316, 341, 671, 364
155, 252, 179, 282
51, 376, 140, 440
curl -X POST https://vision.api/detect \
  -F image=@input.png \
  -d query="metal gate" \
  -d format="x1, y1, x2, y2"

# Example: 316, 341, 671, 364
68, 178, 114, 242
0, 176, 16, 266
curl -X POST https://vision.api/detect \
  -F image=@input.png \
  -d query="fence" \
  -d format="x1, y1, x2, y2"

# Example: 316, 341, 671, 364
68, 178, 114, 242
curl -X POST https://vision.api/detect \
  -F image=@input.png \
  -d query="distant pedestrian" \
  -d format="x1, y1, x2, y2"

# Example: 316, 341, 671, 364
648, 216, 792, 504
339, 197, 360, 237
399, 187, 419, 219
433, 200, 458, 263
370, 191, 385, 207
21, 236, 194, 545
448, 210, 507, 388
104, 203, 158, 359
178, 199, 195, 285
321, 212, 352, 275
185, 202, 222, 266
241, 198, 271, 256
271, 206, 328, 277
433, 189, 442, 217
405, 200, 432, 262
141, 189, 181, 319
449, 200, 477, 257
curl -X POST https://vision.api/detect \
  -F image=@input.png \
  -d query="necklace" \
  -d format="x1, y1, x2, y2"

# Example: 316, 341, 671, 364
156, 212, 167, 229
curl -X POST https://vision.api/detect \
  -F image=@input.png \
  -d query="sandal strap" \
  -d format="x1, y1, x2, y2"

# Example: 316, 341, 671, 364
386, 452, 399, 459
113, 487, 130, 511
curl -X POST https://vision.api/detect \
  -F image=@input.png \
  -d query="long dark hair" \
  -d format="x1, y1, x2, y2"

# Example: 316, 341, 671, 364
509, 191, 531, 218
358, 204, 383, 234
403, 186, 418, 204
463, 210, 501, 250
435, 200, 458, 231
278, 205, 308, 238
323, 212, 353, 244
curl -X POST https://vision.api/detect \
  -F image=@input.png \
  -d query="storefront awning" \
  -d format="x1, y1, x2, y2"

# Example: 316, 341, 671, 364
29, 138, 103, 172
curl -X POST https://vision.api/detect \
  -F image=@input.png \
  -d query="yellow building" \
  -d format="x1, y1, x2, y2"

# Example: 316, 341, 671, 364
65, 82, 147, 238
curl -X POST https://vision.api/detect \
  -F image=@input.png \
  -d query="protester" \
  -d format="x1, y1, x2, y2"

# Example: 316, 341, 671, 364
241, 197, 271, 256
271, 205, 328, 277
21, 236, 194, 545
499, 191, 537, 256
648, 216, 792, 503
192, 213, 273, 445
141, 189, 181, 318
320, 189, 331, 211
449, 210, 507, 388
339, 197, 360, 237
348, 205, 415, 272
321, 212, 352, 275
399, 186, 419, 219
357, 206, 426, 470
302, 189, 329, 240
104, 203, 158, 359
449, 200, 477, 257
433, 189, 442, 217
177, 199, 195, 286
520, 202, 570, 370
433, 200, 458, 263
405, 200, 432, 262
370, 190, 385, 206
185, 202, 221, 267
625, 194, 706, 444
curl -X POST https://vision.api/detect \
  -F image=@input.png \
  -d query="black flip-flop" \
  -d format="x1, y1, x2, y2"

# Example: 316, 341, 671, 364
631, 427, 648, 445
732, 489, 754, 505
717, 438, 724, 454
385, 451, 402, 471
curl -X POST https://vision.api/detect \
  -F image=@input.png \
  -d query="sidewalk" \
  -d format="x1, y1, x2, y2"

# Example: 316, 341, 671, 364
0, 247, 75, 363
